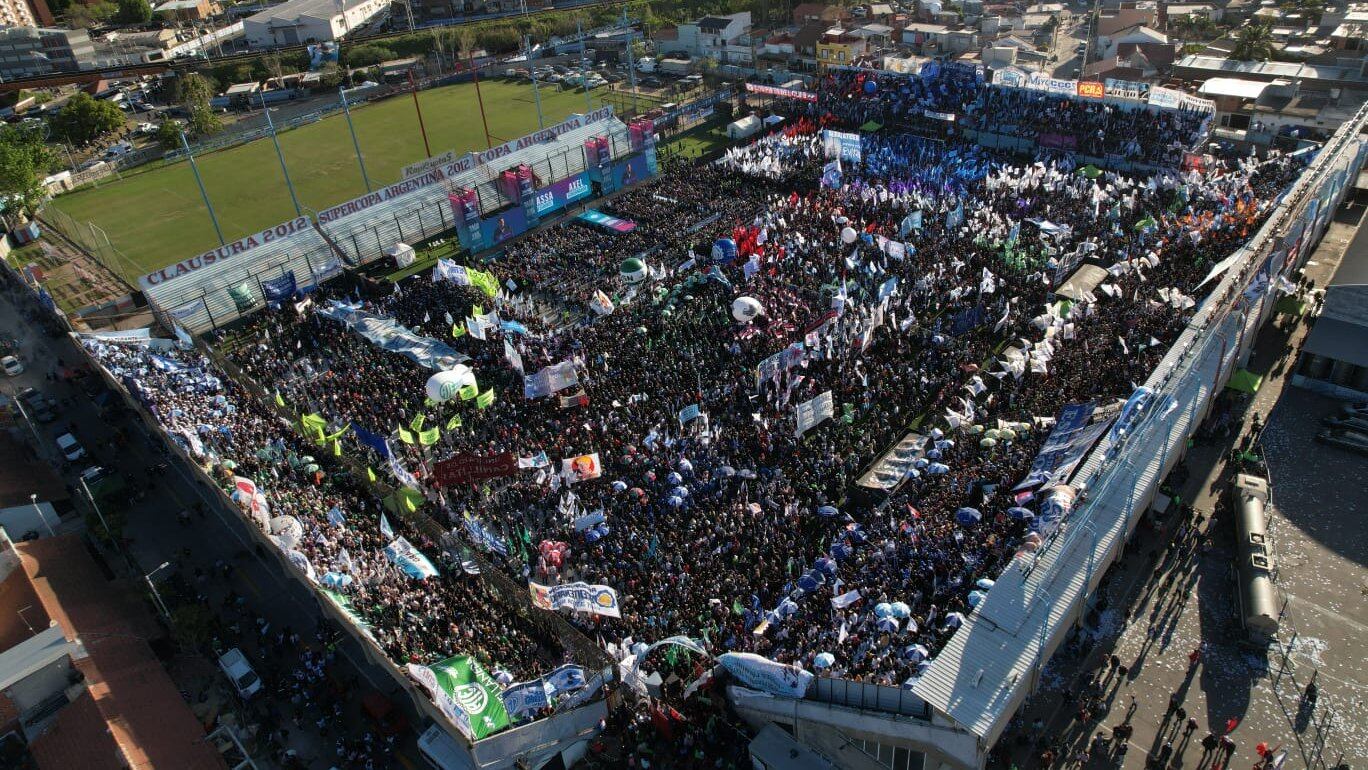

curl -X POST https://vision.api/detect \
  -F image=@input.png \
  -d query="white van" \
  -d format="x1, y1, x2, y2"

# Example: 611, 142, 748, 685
55, 433, 85, 462
217, 648, 262, 699
102, 141, 133, 161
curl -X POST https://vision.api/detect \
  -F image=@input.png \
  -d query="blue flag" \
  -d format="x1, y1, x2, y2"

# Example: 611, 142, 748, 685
352, 424, 392, 459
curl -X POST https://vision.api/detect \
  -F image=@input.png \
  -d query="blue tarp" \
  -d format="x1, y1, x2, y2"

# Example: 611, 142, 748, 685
315, 300, 468, 371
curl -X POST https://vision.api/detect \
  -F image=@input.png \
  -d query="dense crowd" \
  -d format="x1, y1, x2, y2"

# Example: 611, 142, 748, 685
79, 69, 1304, 748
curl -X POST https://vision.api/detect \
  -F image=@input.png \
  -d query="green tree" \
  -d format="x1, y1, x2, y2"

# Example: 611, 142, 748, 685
180, 73, 221, 138
155, 120, 182, 150
318, 62, 343, 89
114, 0, 152, 23
1231, 21, 1274, 61
0, 124, 56, 218
345, 43, 395, 68
51, 92, 125, 145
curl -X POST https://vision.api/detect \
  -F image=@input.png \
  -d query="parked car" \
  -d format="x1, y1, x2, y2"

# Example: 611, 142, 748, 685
56, 432, 85, 462
1314, 429, 1368, 456
218, 648, 263, 699
17, 387, 55, 422
1, 355, 22, 376
101, 141, 133, 161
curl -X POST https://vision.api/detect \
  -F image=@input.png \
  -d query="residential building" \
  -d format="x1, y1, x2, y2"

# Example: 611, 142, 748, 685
791, 2, 848, 26
1174, 54, 1368, 91
153, 0, 221, 21
1098, 7, 1156, 37
658, 12, 752, 64
407, 0, 471, 25
1099, 23, 1169, 59
902, 22, 979, 56
1201, 76, 1365, 140
0, 27, 94, 80
243, 0, 390, 47
1295, 223, 1368, 398
0, 531, 226, 769
1084, 40, 1177, 80
816, 28, 867, 71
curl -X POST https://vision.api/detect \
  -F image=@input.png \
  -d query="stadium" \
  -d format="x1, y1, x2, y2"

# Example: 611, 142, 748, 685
32, 60, 1367, 770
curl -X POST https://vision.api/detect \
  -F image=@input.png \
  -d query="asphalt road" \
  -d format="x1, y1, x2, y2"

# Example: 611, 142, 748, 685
0, 280, 424, 769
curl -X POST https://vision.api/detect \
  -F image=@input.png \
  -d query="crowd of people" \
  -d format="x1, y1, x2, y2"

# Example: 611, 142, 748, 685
80, 68, 1305, 749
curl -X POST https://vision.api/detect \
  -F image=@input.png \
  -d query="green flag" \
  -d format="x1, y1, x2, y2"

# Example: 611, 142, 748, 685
446, 414, 463, 430
732, 599, 745, 616
419, 427, 440, 446
468, 269, 499, 298
274, 390, 286, 408
227, 282, 255, 312
332, 439, 342, 456
367, 467, 377, 483
452, 324, 466, 338
476, 388, 495, 410
411, 655, 511, 740
458, 384, 479, 401
398, 427, 415, 444
410, 414, 425, 432
472, 304, 484, 317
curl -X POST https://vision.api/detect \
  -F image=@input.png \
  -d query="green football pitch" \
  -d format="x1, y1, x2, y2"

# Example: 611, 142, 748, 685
50, 80, 608, 283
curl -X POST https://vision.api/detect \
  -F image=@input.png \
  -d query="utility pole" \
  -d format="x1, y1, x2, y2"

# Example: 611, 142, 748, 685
408, 69, 432, 158
623, 7, 639, 117
179, 130, 225, 246
526, 34, 545, 129
260, 91, 302, 217
339, 86, 373, 191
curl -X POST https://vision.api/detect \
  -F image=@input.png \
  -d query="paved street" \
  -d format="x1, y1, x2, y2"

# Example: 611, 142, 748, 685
1002, 200, 1367, 770
0, 280, 425, 769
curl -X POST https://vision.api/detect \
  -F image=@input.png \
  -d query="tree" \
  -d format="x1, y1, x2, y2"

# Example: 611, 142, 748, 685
155, 120, 182, 150
1231, 22, 1274, 61
180, 73, 221, 138
114, 0, 152, 23
0, 124, 56, 218
346, 43, 395, 69
318, 62, 343, 89
51, 92, 126, 145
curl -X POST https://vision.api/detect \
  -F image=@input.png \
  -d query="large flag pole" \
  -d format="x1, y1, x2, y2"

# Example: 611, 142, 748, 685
468, 50, 493, 149
407, 70, 432, 158
338, 85, 372, 192
259, 91, 302, 216
178, 129, 224, 246
525, 34, 545, 130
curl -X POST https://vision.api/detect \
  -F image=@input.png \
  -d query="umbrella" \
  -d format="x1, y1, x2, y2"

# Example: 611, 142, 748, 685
929, 428, 944, 440
903, 644, 930, 662
874, 602, 894, 618
877, 616, 900, 633
816, 505, 839, 517
976, 578, 996, 590
815, 557, 837, 576
718, 466, 736, 477
304, 463, 321, 474
301, 455, 315, 464
797, 574, 820, 592
814, 652, 835, 669
943, 612, 965, 629
1079, 163, 1103, 179
916, 659, 933, 674
737, 469, 757, 479
913, 458, 929, 469
584, 528, 603, 543
667, 471, 683, 484
905, 618, 919, 635
984, 428, 1002, 439
890, 601, 911, 619
671, 485, 689, 498
980, 437, 997, 448
495, 670, 515, 686
927, 449, 942, 460
611, 480, 628, 492
1007, 506, 1034, 521
999, 428, 1018, 440
667, 496, 684, 507
955, 507, 983, 526
968, 590, 987, 607
830, 542, 853, 560
678, 459, 693, 473
629, 487, 645, 498
221, 459, 237, 470
928, 462, 950, 474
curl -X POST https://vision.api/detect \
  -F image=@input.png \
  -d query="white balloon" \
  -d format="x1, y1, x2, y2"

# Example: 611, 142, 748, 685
731, 296, 764, 322
425, 365, 477, 403
841, 226, 858, 244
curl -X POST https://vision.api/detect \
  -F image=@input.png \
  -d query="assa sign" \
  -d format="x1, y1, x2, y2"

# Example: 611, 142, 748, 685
140, 216, 311, 290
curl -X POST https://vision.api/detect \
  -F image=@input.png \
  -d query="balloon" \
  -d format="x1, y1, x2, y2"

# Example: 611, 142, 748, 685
976, 578, 996, 590
619, 257, 648, 284
731, 296, 764, 323
425, 365, 476, 403
863, 79, 879, 94
874, 602, 894, 618
840, 226, 858, 244
711, 238, 738, 263
890, 601, 910, 619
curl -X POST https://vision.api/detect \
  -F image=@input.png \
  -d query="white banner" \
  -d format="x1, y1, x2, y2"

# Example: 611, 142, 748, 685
529, 581, 622, 618
717, 652, 814, 697
384, 536, 440, 580
795, 390, 835, 437
433, 258, 470, 285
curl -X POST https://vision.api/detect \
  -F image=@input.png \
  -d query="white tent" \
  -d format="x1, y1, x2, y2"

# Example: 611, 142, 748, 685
385, 243, 416, 268
727, 115, 762, 140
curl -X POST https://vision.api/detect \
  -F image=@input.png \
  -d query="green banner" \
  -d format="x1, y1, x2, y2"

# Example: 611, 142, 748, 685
407, 655, 510, 740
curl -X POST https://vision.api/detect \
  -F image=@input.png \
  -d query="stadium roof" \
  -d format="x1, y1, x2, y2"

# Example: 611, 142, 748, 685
248, 0, 369, 23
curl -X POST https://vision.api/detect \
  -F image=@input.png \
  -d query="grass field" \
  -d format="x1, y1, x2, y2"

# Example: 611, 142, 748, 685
50, 81, 607, 281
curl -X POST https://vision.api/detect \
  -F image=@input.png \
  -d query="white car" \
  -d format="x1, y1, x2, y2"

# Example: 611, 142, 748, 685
56, 432, 85, 462
218, 648, 262, 699
1, 355, 21, 376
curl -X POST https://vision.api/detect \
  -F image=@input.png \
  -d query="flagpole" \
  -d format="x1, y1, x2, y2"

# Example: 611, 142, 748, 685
179, 129, 225, 246
408, 70, 432, 158
260, 91, 302, 216
339, 85, 373, 192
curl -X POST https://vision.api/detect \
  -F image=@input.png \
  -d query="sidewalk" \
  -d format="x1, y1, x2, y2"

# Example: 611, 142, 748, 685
998, 203, 1367, 770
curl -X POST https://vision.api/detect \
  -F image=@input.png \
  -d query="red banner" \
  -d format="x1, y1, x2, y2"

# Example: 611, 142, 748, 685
433, 453, 519, 486
1076, 81, 1105, 99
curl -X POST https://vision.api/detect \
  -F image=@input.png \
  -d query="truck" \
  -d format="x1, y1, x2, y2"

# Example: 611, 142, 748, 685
658, 58, 693, 76
636, 56, 657, 73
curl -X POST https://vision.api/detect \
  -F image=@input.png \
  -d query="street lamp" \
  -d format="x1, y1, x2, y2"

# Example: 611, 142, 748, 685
78, 476, 112, 541
29, 493, 55, 537
144, 561, 172, 622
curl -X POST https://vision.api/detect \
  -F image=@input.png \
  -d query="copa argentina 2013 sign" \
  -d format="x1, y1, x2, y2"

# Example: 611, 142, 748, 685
139, 216, 311, 290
